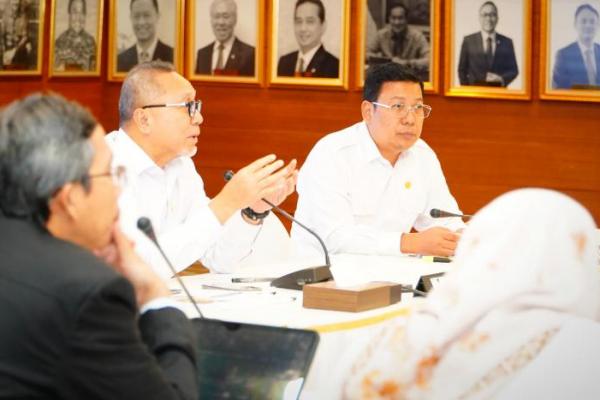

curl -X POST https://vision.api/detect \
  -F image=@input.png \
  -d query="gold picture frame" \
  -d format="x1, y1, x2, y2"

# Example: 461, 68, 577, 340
108, 0, 184, 81
540, 0, 600, 102
48, 0, 103, 77
186, 0, 264, 84
444, 0, 532, 100
268, 0, 349, 88
0, 0, 45, 76
357, 0, 441, 93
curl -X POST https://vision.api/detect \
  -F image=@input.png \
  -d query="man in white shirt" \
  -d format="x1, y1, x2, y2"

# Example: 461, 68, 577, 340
292, 63, 463, 257
107, 61, 296, 278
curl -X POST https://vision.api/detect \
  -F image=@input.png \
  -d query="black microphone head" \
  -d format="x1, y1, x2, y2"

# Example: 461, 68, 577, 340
430, 208, 442, 218
224, 170, 234, 182
137, 217, 157, 242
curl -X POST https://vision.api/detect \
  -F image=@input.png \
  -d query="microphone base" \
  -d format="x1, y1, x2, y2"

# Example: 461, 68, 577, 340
270, 266, 333, 291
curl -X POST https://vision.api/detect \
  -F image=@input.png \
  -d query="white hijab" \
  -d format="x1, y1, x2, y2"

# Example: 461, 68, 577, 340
343, 188, 600, 399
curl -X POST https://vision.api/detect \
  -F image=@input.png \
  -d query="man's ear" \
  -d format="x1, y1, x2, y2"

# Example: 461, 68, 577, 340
49, 183, 82, 221
361, 100, 373, 123
132, 108, 152, 135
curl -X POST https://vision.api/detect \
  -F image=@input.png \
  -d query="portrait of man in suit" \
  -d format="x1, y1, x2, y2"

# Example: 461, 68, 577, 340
552, 3, 600, 89
457, 1, 518, 87
277, 0, 339, 78
366, 1, 430, 82
117, 0, 173, 72
195, 0, 255, 76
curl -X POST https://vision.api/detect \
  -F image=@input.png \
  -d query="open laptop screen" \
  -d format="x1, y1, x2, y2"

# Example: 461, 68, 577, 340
192, 318, 319, 400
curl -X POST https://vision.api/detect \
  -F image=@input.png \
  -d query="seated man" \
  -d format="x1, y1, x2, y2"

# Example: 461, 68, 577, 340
0, 93, 197, 399
292, 63, 463, 257
108, 61, 296, 278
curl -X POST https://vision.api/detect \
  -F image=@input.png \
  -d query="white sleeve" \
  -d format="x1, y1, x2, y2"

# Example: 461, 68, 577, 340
294, 144, 403, 257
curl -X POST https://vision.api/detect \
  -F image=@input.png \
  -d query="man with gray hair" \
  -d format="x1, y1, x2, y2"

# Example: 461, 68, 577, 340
195, 0, 255, 76
0, 93, 197, 398
107, 61, 297, 279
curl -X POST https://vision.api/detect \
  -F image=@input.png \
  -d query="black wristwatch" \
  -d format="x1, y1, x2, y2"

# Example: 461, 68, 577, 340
241, 207, 270, 222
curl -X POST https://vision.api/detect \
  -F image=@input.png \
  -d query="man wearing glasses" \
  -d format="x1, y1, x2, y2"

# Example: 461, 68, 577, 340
106, 61, 296, 278
292, 63, 463, 258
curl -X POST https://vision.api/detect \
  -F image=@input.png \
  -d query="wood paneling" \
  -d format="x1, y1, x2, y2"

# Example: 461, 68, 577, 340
1, 0, 599, 226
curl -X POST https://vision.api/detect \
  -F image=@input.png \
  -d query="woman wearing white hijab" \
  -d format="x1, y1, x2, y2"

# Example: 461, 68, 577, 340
343, 188, 600, 399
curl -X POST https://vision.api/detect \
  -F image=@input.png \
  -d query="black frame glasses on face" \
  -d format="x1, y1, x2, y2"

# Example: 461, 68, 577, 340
141, 100, 202, 118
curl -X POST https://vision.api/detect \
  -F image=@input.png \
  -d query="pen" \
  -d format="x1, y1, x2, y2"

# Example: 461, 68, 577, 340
231, 277, 276, 283
421, 256, 452, 263
201, 284, 262, 292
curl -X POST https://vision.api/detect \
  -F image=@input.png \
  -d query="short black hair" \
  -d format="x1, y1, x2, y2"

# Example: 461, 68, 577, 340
0, 93, 96, 224
130, 0, 159, 13
575, 3, 599, 19
295, 0, 325, 23
386, 2, 408, 22
363, 63, 424, 102
68, 0, 86, 14
479, 1, 498, 14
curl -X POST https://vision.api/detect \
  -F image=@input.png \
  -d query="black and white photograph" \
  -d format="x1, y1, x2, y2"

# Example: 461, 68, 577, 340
445, 0, 531, 99
108, 0, 183, 80
359, 0, 439, 91
49, 0, 103, 76
0, 0, 44, 75
270, 0, 349, 87
187, 0, 262, 83
541, 0, 600, 102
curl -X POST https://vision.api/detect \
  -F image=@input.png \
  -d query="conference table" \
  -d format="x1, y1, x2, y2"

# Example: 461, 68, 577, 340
170, 254, 451, 399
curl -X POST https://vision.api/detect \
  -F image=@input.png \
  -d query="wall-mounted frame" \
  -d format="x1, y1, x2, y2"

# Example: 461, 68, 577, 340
0, 0, 45, 76
269, 0, 349, 88
49, 0, 103, 77
444, 0, 531, 100
357, 0, 440, 93
108, 0, 183, 81
540, 0, 600, 102
187, 0, 263, 84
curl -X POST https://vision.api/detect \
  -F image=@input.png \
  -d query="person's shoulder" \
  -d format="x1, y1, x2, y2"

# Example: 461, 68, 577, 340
233, 37, 255, 52
81, 30, 96, 45
376, 25, 392, 38
279, 50, 298, 62
197, 41, 214, 56
463, 32, 480, 42
407, 26, 426, 39
557, 42, 579, 55
118, 44, 136, 58
156, 40, 174, 55
496, 32, 514, 43
312, 122, 361, 154
55, 30, 69, 45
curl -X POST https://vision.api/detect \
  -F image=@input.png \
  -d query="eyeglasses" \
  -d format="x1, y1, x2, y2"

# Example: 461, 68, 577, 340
86, 165, 127, 188
371, 101, 432, 119
141, 100, 202, 119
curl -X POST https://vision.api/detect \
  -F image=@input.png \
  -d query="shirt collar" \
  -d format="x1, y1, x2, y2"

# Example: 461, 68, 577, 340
110, 128, 161, 177
577, 40, 594, 55
481, 31, 496, 42
357, 121, 413, 167
214, 35, 235, 52
299, 44, 321, 66
136, 37, 158, 60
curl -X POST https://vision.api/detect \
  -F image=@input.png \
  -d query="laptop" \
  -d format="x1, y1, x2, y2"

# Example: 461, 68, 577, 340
192, 319, 319, 400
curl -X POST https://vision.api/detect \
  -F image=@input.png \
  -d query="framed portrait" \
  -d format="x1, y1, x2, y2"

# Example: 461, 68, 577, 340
357, 0, 441, 93
49, 0, 103, 77
540, 0, 600, 102
444, 0, 532, 100
269, 0, 349, 88
187, 0, 264, 84
0, 0, 45, 75
108, 0, 184, 81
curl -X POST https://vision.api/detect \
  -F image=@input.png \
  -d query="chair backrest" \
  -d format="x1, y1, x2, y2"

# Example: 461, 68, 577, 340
496, 317, 600, 399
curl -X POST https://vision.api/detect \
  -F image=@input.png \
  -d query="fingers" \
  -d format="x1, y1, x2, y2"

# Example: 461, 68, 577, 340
246, 154, 277, 172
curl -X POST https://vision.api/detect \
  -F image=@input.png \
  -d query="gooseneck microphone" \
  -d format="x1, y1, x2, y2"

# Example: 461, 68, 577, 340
224, 170, 332, 290
137, 217, 204, 318
430, 208, 472, 219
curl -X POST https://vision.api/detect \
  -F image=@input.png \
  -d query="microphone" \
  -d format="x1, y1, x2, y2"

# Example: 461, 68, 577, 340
224, 170, 332, 290
430, 208, 472, 219
137, 217, 204, 318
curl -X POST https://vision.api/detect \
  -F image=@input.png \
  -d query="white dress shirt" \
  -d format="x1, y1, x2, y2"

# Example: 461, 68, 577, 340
106, 129, 262, 279
291, 122, 464, 257
211, 35, 235, 72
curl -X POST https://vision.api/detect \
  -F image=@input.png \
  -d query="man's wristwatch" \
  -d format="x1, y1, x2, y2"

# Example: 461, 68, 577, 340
241, 207, 270, 222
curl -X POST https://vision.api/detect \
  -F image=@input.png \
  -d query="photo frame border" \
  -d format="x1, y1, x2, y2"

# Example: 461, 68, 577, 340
0, 0, 46, 76
356, 0, 441, 93
443, 0, 532, 100
48, 0, 104, 77
186, 0, 265, 85
107, 0, 184, 82
267, 0, 350, 89
539, 0, 600, 103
